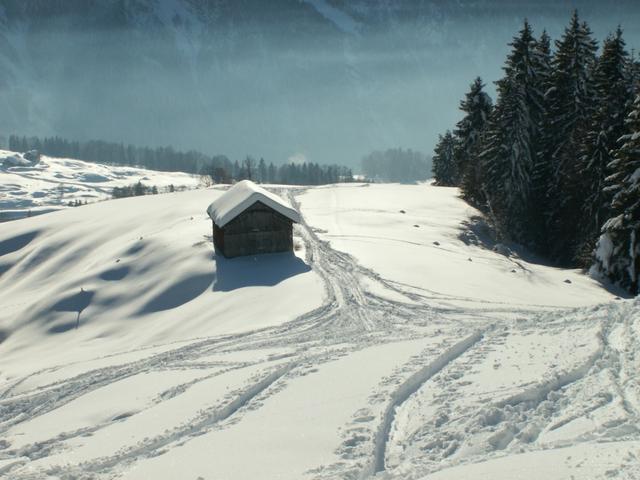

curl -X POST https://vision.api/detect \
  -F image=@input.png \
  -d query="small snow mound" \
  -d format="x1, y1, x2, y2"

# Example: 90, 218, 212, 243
1, 151, 40, 168
78, 173, 110, 183
1, 154, 31, 168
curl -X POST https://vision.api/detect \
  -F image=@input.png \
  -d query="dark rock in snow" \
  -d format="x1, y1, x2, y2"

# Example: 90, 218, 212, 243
23, 150, 41, 162
493, 243, 512, 257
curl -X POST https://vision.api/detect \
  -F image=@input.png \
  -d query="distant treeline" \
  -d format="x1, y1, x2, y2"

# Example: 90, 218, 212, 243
432, 11, 640, 294
203, 157, 354, 186
112, 181, 159, 199
361, 148, 432, 183
7, 135, 354, 186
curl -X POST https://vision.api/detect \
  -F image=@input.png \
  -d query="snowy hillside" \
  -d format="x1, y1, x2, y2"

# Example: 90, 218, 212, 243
0, 150, 199, 221
0, 183, 638, 479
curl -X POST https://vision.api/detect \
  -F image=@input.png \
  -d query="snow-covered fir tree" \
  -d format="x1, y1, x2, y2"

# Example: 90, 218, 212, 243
578, 28, 633, 263
594, 94, 640, 294
432, 131, 458, 186
545, 10, 598, 264
529, 29, 554, 252
479, 20, 545, 244
630, 50, 640, 94
454, 77, 493, 206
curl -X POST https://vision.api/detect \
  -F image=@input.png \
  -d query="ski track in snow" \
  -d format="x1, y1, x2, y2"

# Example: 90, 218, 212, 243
0, 187, 638, 479
369, 330, 485, 475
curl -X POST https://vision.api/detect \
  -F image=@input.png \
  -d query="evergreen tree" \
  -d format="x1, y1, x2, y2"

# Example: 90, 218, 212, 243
258, 158, 267, 183
529, 29, 554, 252
545, 11, 598, 263
630, 50, 640, 94
267, 162, 277, 183
243, 156, 256, 181
134, 181, 146, 196
361, 148, 432, 183
577, 28, 633, 263
454, 77, 493, 205
432, 131, 458, 186
479, 20, 545, 244
594, 95, 640, 294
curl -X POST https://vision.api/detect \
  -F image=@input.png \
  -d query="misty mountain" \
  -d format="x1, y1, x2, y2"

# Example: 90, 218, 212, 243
1, 0, 639, 167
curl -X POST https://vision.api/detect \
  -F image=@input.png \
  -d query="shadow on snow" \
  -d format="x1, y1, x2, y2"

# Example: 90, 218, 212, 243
48, 288, 95, 332
140, 273, 215, 314
212, 251, 311, 292
0, 231, 39, 257
133, 252, 310, 315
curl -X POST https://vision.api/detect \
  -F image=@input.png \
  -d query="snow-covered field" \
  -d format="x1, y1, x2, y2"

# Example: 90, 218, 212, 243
0, 179, 638, 479
0, 150, 199, 221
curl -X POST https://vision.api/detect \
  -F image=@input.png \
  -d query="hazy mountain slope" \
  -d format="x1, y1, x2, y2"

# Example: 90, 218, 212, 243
1, 0, 638, 166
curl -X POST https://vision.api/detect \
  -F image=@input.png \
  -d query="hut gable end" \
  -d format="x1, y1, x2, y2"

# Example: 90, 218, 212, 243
224, 201, 293, 234
206, 181, 299, 258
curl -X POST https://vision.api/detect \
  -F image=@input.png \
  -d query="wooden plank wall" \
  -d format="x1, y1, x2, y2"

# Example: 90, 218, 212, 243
214, 201, 294, 258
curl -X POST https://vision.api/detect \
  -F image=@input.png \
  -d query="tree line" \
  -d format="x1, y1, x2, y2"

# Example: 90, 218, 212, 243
361, 148, 432, 183
202, 157, 353, 186
8, 135, 353, 186
432, 11, 640, 295
112, 182, 159, 199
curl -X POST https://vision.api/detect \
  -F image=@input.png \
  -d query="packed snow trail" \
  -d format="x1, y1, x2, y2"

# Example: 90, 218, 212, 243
0, 184, 636, 480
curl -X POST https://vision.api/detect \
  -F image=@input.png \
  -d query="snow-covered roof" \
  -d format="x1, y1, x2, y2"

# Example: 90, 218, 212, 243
206, 180, 301, 227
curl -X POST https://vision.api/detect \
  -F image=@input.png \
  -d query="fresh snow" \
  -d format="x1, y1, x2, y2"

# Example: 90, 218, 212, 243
206, 179, 301, 227
297, 183, 615, 308
0, 177, 639, 480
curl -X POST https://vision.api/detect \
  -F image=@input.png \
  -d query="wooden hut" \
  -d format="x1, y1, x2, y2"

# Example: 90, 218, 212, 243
206, 180, 301, 258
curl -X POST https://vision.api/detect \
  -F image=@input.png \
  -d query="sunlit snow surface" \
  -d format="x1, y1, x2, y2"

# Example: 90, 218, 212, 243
0, 178, 638, 480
